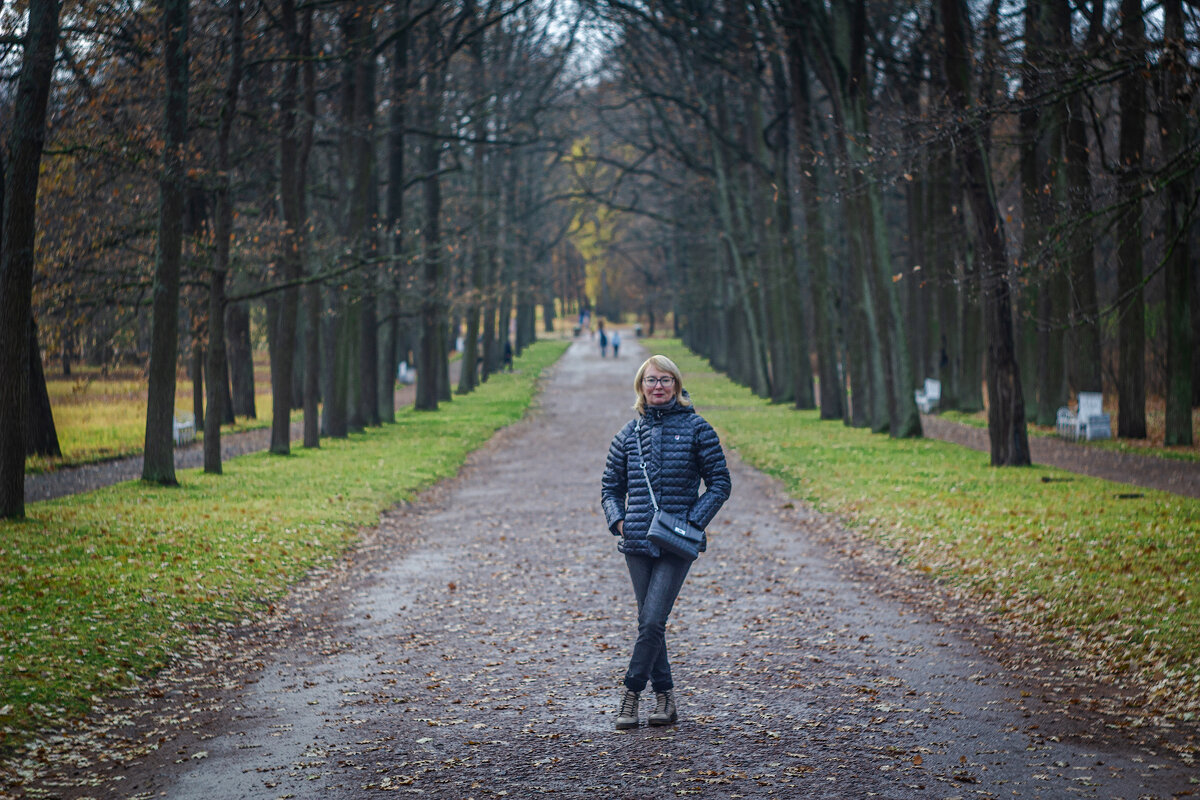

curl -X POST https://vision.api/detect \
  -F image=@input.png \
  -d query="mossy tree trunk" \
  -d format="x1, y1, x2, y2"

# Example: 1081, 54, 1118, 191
940, 0, 1030, 466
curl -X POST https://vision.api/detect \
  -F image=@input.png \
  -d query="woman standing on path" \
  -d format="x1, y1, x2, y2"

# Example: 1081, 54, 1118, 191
601, 354, 731, 729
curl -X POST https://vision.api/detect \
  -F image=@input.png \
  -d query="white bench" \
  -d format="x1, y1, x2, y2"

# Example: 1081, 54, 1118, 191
1055, 392, 1111, 441
173, 413, 196, 446
914, 378, 942, 414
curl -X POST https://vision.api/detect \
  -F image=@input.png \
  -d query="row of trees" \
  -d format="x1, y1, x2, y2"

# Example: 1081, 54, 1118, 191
0, 0, 592, 518
575, 0, 1197, 465
2, 0, 1197, 518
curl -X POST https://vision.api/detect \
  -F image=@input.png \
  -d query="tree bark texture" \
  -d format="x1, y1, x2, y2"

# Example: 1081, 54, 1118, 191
269, 0, 306, 455
142, 0, 190, 484
204, 0, 243, 473
416, 73, 446, 411
382, 0, 410, 422
1063, 4, 1103, 394
940, 0, 1030, 466
26, 318, 61, 459
226, 303, 256, 418
351, 18, 380, 428
1115, 0, 1146, 439
1161, 0, 1193, 446
457, 17, 488, 395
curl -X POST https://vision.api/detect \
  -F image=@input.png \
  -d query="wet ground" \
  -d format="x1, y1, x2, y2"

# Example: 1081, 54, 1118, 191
7, 339, 1198, 799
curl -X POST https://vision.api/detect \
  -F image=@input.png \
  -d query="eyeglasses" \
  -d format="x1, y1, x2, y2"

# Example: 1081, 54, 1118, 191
643, 376, 676, 387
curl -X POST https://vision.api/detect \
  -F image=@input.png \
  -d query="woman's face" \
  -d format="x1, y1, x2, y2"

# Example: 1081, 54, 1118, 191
642, 364, 677, 407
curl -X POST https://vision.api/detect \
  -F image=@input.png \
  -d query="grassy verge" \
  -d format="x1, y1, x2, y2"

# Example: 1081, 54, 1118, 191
27, 370, 277, 474
938, 406, 1200, 464
655, 341, 1200, 716
0, 339, 568, 747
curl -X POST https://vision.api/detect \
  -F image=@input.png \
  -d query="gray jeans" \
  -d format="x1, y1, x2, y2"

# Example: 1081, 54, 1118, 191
623, 552, 692, 693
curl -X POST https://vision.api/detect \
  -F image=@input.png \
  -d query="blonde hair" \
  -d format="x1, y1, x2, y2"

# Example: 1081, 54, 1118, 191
633, 354, 692, 415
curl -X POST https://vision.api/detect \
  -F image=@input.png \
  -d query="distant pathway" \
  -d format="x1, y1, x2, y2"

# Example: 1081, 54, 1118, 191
921, 414, 1200, 499
12, 336, 1196, 799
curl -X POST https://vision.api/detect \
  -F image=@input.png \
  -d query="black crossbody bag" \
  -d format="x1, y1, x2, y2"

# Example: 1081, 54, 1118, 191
635, 420, 703, 561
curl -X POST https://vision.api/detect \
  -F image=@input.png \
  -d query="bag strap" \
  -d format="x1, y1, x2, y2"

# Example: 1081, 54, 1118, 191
634, 419, 659, 513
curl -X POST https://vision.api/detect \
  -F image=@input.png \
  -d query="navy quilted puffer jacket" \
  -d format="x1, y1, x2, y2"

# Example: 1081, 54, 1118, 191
601, 398, 732, 557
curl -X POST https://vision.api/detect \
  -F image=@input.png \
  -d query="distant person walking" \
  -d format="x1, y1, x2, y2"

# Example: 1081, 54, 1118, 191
600, 355, 731, 729
611, 330, 621, 358
598, 321, 608, 358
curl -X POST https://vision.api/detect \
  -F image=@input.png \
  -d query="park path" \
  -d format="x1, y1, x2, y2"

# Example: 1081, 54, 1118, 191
9, 338, 1198, 799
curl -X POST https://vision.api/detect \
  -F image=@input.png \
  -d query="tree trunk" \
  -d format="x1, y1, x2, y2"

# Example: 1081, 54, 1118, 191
1022, 0, 1069, 426
269, 0, 307, 455
303, 283, 321, 446
25, 318, 61, 458
226, 303, 255, 418
414, 9, 449, 412
1115, 0, 1146, 439
142, 0, 189, 484
1161, 0, 1193, 446
415, 69, 446, 411
191, 329, 204, 430
1063, 0, 1103, 394
348, 6, 379, 428
204, 0, 242, 473
295, 6, 318, 447
383, 0, 410, 423
323, 294, 348, 437
205, 275, 226, 474
458, 1, 487, 396
941, 0, 1030, 465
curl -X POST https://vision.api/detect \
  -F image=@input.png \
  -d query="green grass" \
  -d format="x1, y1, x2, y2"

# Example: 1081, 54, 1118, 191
938, 405, 1200, 464
656, 341, 1200, 716
0, 339, 568, 748
27, 370, 277, 474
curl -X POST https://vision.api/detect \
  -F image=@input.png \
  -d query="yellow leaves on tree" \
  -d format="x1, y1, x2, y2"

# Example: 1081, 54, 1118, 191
564, 137, 625, 307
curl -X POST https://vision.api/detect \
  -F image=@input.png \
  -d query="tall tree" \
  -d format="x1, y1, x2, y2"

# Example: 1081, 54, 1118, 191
350, 4, 380, 428
940, 0, 1030, 466
1063, 0, 1104, 395
383, 0, 412, 422
415, 9, 451, 412
204, 0, 244, 474
457, 0, 488, 396
298, 7, 319, 448
1115, 0, 1146, 439
1160, 0, 1193, 446
142, 0, 190, 484
268, 0, 307, 454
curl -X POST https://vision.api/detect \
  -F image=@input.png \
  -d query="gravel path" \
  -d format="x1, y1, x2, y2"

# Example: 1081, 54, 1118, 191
10, 338, 1196, 800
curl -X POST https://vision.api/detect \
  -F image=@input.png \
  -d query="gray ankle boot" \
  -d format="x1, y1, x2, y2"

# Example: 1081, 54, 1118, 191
648, 690, 677, 726
615, 689, 640, 729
